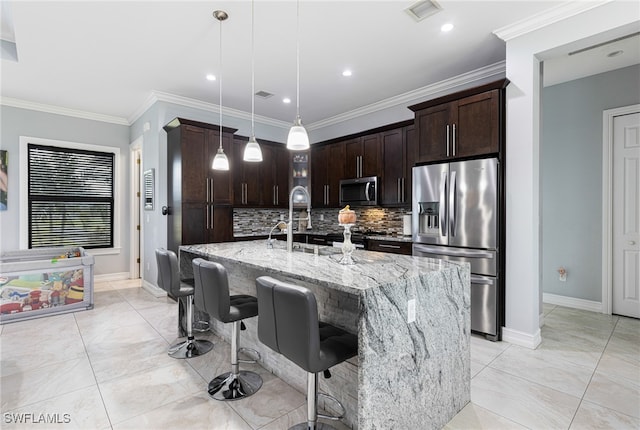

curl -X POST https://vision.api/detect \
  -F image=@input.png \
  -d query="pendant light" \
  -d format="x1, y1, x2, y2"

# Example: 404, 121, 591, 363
286, 0, 309, 151
212, 10, 230, 171
243, 0, 263, 162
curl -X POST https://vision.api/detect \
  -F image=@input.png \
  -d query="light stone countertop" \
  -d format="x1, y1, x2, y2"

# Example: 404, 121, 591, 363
181, 239, 460, 295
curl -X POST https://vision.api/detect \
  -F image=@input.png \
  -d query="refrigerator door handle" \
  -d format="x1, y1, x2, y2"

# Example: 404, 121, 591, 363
413, 244, 494, 259
449, 171, 457, 237
470, 274, 495, 286
440, 171, 447, 237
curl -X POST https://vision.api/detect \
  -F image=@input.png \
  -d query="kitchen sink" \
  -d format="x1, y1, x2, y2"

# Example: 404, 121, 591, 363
292, 244, 342, 256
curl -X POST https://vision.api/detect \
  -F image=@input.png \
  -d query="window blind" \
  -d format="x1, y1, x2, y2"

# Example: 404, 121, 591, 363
28, 144, 115, 249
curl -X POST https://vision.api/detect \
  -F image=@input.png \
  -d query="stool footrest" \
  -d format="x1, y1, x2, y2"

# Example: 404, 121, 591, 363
237, 347, 261, 364
317, 393, 345, 421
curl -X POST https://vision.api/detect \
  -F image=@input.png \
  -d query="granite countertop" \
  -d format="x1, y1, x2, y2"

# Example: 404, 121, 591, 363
181, 240, 462, 295
234, 230, 413, 243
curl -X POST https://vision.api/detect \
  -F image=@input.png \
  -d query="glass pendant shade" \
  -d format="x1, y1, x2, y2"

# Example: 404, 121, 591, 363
212, 147, 229, 170
243, 135, 263, 162
286, 115, 309, 151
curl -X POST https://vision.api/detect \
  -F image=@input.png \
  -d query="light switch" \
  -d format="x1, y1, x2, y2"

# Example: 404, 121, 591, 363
407, 299, 416, 323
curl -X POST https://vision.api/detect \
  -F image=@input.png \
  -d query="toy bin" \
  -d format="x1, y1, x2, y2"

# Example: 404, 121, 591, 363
0, 247, 94, 324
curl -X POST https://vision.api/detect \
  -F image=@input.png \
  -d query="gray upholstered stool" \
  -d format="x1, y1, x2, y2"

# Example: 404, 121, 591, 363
256, 276, 358, 430
192, 258, 263, 401
155, 248, 214, 359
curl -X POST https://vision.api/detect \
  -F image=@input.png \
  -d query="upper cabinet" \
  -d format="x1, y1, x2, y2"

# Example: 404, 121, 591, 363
311, 142, 345, 208
380, 125, 416, 206
234, 139, 289, 208
344, 134, 381, 179
410, 79, 508, 164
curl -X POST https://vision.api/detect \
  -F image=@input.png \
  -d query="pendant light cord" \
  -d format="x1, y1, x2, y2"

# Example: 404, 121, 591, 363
251, 0, 255, 136
295, 0, 300, 117
219, 13, 223, 150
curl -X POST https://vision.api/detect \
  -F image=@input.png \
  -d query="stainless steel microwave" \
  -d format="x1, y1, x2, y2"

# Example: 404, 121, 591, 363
339, 176, 378, 207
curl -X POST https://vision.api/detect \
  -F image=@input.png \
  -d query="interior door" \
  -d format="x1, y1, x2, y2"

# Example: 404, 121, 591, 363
613, 112, 640, 318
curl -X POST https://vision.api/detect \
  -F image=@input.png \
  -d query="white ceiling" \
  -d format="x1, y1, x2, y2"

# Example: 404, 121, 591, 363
1, 1, 639, 127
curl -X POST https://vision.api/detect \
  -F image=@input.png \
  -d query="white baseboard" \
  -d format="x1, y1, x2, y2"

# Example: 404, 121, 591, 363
501, 326, 542, 349
94, 272, 130, 282
142, 280, 167, 298
543, 293, 602, 313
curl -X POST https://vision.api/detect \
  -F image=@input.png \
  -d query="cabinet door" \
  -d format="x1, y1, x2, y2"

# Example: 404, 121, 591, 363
311, 145, 328, 207
182, 203, 206, 245
404, 125, 417, 205
344, 138, 361, 179
454, 90, 499, 158
415, 103, 450, 163
326, 142, 345, 207
208, 205, 234, 243
361, 133, 381, 178
210, 131, 234, 204
259, 144, 276, 206
181, 126, 208, 203
380, 129, 404, 205
273, 145, 289, 207
232, 138, 260, 206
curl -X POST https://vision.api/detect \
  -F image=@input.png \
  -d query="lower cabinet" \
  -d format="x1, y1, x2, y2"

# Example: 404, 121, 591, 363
367, 239, 412, 255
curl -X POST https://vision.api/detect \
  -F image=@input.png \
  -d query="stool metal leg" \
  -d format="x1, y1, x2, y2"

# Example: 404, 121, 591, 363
208, 320, 263, 401
168, 295, 214, 359
290, 372, 341, 430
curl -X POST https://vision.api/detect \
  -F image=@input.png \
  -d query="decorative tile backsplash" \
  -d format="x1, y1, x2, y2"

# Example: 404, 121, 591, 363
234, 207, 410, 236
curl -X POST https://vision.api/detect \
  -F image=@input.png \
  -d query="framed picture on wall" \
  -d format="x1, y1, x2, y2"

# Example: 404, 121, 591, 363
0, 150, 7, 211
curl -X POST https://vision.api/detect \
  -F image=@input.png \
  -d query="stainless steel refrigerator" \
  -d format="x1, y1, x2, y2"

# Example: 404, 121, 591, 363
412, 157, 501, 340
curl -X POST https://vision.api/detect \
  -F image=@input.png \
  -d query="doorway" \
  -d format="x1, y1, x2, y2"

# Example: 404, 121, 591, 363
603, 105, 640, 318
130, 138, 143, 279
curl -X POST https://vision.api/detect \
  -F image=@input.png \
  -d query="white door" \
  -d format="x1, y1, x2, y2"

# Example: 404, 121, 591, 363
612, 112, 640, 318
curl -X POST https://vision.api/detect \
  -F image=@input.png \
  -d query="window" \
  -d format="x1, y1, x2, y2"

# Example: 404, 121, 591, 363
27, 143, 115, 249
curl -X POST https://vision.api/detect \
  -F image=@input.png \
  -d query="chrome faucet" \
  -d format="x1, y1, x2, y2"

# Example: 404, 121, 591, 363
287, 185, 312, 252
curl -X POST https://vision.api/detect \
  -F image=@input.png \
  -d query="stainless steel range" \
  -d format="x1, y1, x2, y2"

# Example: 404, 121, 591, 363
412, 157, 502, 340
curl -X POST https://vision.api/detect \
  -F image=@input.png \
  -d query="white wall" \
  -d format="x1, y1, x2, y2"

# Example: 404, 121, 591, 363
501, 0, 639, 347
0, 105, 131, 276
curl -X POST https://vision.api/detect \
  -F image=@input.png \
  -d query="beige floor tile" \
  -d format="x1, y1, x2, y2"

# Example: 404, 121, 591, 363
116, 286, 174, 311
258, 403, 351, 430
112, 391, 252, 430
470, 360, 485, 378
99, 360, 205, 425
542, 302, 556, 315
470, 335, 510, 365
489, 344, 594, 397
3, 385, 111, 430
596, 351, 640, 384
228, 377, 305, 429
570, 400, 640, 430
444, 402, 528, 430
1, 356, 96, 411
538, 326, 606, 369
109, 279, 143, 290
0, 313, 77, 336
583, 369, 640, 418
135, 302, 182, 343
80, 319, 165, 351
471, 367, 581, 429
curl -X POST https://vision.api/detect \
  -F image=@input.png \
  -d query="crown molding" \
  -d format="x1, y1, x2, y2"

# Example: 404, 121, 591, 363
307, 61, 505, 131
144, 90, 291, 129
493, 0, 612, 42
0, 96, 129, 125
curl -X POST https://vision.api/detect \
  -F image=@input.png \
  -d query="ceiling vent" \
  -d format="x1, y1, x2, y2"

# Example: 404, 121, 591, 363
255, 90, 273, 99
405, 0, 442, 22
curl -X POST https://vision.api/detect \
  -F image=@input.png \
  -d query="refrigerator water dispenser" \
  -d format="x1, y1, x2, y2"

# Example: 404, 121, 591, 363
418, 202, 440, 234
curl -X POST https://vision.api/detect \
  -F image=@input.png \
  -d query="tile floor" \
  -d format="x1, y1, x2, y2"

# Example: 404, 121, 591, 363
1, 279, 638, 429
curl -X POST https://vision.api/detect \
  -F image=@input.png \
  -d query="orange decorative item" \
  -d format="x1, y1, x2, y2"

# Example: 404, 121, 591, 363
338, 205, 356, 225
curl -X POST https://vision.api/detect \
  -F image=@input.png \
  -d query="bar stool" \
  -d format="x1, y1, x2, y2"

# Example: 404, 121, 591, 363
155, 248, 213, 359
192, 258, 263, 401
255, 276, 358, 430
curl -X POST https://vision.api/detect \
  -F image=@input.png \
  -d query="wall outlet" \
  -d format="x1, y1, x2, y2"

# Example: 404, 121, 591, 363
146, 262, 150, 272
407, 299, 416, 323
559, 272, 567, 282
320, 213, 324, 221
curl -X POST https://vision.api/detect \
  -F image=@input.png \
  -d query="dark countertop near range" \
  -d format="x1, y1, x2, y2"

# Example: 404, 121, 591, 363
234, 230, 413, 243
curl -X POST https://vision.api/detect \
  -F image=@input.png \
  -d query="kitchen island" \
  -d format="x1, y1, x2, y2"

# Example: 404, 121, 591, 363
180, 240, 470, 430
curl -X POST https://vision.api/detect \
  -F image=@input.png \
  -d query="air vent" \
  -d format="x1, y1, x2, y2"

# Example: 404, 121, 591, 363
255, 90, 273, 99
405, 0, 442, 22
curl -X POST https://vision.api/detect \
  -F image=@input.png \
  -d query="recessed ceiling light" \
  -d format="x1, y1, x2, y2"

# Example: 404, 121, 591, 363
441, 23, 453, 32
206, 74, 216, 81
342, 69, 352, 77
283, 97, 291, 104
607, 50, 624, 58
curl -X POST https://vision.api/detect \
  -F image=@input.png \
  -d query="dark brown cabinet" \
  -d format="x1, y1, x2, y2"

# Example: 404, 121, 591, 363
165, 118, 235, 253
410, 80, 507, 164
311, 142, 345, 207
233, 140, 289, 208
367, 239, 412, 255
379, 125, 416, 206
344, 134, 381, 179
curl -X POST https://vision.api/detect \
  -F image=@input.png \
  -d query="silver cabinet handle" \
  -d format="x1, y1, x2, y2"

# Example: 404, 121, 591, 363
326, 185, 330, 205
206, 204, 209, 229
453, 124, 456, 156
446, 124, 450, 157
206, 178, 210, 204
397, 178, 401, 203
379, 243, 400, 249
276, 185, 279, 205
210, 206, 214, 230
402, 177, 406, 203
